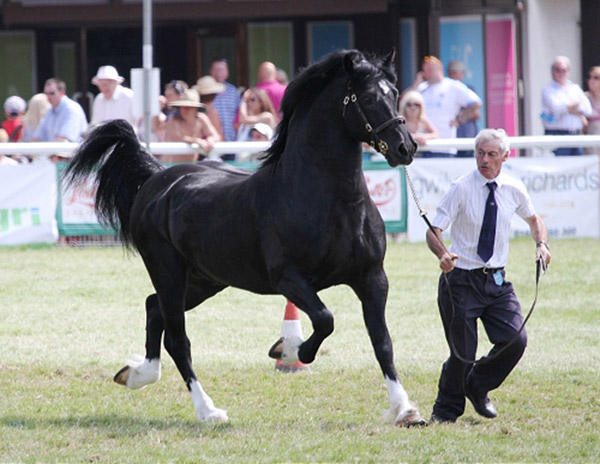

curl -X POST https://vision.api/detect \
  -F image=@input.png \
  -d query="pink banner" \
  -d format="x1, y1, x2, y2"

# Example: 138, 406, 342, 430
485, 17, 518, 156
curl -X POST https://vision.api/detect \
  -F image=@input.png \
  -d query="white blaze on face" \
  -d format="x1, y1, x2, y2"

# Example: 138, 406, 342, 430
378, 80, 391, 95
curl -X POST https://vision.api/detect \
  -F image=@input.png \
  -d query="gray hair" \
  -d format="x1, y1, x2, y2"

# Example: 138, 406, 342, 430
475, 128, 510, 154
552, 56, 571, 70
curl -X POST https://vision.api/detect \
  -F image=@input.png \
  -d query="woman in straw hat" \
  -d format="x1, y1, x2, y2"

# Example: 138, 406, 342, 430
194, 76, 225, 141
164, 88, 221, 163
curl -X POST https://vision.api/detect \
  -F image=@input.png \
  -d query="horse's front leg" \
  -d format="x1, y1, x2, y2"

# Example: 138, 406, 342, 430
353, 267, 427, 427
270, 271, 334, 365
114, 293, 163, 389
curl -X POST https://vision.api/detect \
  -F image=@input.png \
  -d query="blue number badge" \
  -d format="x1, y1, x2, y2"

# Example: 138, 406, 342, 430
493, 269, 504, 286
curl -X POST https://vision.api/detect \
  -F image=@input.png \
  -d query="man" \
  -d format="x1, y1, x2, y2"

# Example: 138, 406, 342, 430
407, 56, 481, 157
33, 78, 88, 143
210, 58, 241, 142
447, 60, 480, 157
541, 56, 591, 156
255, 61, 287, 115
91, 65, 137, 130
425, 128, 551, 424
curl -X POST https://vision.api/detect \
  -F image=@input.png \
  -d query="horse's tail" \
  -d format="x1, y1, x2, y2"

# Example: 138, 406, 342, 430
62, 119, 164, 247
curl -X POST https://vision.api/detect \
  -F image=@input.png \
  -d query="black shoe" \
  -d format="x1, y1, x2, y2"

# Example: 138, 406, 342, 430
429, 413, 456, 425
464, 387, 498, 419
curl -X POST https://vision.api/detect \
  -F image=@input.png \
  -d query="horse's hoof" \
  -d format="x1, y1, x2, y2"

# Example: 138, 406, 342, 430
268, 337, 284, 359
204, 409, 229, 423
114, 365, 131, 386
396, 409, 428, 428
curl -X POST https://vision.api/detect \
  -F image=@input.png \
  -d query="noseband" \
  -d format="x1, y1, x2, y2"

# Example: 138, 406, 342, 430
342, 85, 405, 155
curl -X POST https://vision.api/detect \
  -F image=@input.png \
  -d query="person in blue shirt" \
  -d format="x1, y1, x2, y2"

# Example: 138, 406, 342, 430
33, 78, 88, 144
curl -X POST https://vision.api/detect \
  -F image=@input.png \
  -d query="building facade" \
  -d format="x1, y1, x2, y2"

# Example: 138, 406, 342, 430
0, 0, 596, 140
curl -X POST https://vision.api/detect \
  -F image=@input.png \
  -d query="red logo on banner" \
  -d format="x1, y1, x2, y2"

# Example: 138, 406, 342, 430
366, 175, 398, 207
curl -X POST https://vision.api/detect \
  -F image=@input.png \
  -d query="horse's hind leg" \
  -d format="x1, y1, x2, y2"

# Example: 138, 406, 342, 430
117, 245, 227, 422
353, 267, 426, 427
114, 294, 163, 389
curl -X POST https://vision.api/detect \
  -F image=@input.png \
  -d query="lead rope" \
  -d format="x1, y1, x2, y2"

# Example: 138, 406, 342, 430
403, 166, 543, 366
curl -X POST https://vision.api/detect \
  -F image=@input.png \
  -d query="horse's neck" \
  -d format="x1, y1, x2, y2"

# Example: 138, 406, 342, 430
282, 94, 364, 176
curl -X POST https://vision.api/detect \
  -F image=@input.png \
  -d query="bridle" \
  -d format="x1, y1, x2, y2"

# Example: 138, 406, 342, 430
342, 83, 405, 155
403, 166, 545, 366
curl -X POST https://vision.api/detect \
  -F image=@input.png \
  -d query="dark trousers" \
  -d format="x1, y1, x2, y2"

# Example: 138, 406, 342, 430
432, 268, 527, 420
544, 129, 583, 156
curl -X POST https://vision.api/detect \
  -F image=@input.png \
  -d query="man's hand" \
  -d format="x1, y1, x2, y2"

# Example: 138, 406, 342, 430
439, 251, 459, 274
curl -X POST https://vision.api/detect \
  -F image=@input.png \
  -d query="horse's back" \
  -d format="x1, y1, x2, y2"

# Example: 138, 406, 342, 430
130, 160, 273, 289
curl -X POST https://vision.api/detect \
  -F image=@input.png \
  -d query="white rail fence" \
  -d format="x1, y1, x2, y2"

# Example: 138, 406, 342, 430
3, 134, 600, 158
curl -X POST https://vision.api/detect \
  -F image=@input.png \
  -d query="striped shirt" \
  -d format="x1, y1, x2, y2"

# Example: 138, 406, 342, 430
213, 82, 241, 142
432, 169, 535, 270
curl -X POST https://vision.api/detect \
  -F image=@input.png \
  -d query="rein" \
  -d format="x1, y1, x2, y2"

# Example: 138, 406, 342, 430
403, 166, 545, 366
342, 86, 405, 155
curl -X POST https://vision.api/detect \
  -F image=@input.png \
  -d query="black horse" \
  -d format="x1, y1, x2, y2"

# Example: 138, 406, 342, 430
64, 49, 425, 426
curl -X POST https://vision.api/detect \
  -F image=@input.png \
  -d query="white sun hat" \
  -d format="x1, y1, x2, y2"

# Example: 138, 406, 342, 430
92, 65, 125, 85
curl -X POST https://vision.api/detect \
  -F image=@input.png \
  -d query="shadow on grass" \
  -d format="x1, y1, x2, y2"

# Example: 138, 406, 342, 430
1, 414, 232, 436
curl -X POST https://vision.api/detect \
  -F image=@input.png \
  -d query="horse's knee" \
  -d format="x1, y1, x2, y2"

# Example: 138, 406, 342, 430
315, 309, 334, 336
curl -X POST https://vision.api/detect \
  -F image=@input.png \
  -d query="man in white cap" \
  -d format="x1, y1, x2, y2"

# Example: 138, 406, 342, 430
91, 65, 137, 131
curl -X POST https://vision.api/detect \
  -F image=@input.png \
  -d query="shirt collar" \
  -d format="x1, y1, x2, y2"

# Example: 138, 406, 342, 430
475, 169, 505, 189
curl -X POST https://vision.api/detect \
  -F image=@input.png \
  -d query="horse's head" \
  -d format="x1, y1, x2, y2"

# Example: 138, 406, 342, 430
342, 50, 417, 167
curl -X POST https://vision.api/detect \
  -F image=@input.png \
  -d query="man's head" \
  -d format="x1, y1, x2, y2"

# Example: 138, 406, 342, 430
551, 56, 570, 86
44, 78, 67, 109
210, 58, 230, 84
422, 56, 444, 84
257, 62, 277, 83
475, 128, 510, 180
447, 60, 465, 81
92, 66, 124, 99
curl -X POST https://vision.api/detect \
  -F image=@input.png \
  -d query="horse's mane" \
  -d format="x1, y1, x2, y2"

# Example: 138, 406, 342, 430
260, 49, 397, 166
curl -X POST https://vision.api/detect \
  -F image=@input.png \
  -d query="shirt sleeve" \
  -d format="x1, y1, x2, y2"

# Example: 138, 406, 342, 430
514, 184, 536, 219
431, 182, 461, 231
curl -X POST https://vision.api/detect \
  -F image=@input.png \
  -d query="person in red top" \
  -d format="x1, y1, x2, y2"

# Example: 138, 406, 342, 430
255, 61, 287, 115
3, 96, 26, 142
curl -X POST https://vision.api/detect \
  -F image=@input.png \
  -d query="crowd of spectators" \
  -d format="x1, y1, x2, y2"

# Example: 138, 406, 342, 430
2, 53, 600, 166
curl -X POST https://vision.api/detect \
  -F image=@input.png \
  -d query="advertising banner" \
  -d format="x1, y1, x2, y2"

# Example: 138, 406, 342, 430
406, 156, 600, 242
485, 15, 518, 149
0, 162, 58, 245
440, 15, 486, 129
364, 163, 407, 232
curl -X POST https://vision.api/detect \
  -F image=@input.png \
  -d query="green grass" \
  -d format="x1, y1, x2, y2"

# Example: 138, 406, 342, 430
1, 239, 599, 463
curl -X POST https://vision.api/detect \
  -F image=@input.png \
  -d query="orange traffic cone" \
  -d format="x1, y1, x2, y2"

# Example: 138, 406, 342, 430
275, 301, 309, 372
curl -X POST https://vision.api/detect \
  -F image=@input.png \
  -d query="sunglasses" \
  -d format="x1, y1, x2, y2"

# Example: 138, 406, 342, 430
553, 67, 568, 73
45, 90, 58, 96
169, 80, 185, 95
406, 102, 421, 108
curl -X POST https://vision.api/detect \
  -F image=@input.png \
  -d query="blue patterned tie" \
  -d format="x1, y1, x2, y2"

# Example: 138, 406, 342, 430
477, 181, 498, 263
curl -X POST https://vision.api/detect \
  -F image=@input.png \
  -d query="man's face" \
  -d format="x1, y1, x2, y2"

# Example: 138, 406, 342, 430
422, 61, 442, 83
210, 62, 229, 84
476, 139, 508, 180
552, 61, 570, 85
96, 79, 118, 99
44, 83, 64, 108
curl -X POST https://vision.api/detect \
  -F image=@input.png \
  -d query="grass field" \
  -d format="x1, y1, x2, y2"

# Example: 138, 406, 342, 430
1, 238, 599, 463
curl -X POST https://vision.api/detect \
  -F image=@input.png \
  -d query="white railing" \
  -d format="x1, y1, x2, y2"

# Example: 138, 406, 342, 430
2, 134, 600, 158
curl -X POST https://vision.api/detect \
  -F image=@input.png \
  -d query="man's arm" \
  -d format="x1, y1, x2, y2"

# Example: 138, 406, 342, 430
426, 226, 458, 273
452, 102, 481, 127
524, 214, 552, 267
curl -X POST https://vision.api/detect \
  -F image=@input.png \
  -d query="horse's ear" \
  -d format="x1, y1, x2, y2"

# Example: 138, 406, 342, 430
343, 51, 360, 75
383, 49, 396, 68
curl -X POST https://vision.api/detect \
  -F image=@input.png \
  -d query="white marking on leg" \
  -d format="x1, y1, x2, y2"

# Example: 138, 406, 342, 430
383, 375, 422, 425
279, 336, 303, 365
125, 356, 161, 389
189, 379, 228, 423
